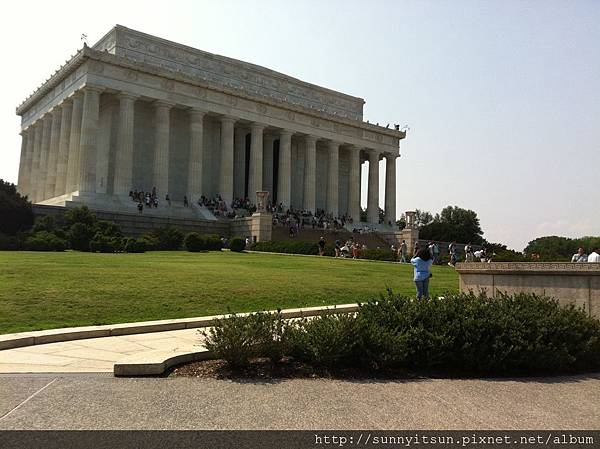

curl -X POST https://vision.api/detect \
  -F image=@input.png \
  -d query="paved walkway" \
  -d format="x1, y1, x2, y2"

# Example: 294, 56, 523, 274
1, 374, 599, 429
0, 329, 205, 373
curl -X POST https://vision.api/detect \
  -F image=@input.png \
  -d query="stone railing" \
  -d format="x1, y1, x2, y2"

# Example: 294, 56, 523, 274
456, 262, 600, 318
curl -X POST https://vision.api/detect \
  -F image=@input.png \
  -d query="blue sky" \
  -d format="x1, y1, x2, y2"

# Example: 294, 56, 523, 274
1, 0, 598, 250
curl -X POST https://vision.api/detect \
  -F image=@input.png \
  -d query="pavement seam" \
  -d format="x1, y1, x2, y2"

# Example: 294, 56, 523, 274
0, 377, 58, 422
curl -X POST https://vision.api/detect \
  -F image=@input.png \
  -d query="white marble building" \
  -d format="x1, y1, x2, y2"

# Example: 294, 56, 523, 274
16, 25, 405, 223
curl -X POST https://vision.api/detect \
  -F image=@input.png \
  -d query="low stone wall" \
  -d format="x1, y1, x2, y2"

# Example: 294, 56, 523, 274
456, 262, 600, 318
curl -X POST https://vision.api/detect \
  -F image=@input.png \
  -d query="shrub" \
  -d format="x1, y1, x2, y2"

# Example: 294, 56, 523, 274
250, 241, 320, 255
95, 220, 123, 238
285, 313, 361, 368
0, 232, 23, 250
68, 222, 96, 251
205, 234, 223, 251
150, 227, 184, 250
359, 248, 396, 261
64, 206, 96, 227
32, 215, 56, 233
25, 231, 67, 252
0, 179, 34, 235
204, 292, 600, 375
139, 234, 160, 251
184, 232, 205, 252
229, 237, 246, 252
202, 312, 287, 368
124, 238, 147, 253
89, 234, 124, 253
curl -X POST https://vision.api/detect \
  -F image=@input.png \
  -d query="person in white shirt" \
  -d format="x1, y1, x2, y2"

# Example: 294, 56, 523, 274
571, 247, 588, 263
588, 248, 600, 263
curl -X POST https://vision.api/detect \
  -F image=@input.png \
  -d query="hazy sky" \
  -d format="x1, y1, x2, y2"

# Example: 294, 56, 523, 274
1, 0, 598, 250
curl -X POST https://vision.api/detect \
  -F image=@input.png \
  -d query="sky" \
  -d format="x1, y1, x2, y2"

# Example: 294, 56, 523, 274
1, 0, 599, 250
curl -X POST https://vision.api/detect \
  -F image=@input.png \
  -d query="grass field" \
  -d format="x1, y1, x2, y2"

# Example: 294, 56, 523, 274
0, 251, 459, 334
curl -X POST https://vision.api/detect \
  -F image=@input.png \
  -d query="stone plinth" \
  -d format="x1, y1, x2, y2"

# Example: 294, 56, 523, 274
456, 262, 600, 318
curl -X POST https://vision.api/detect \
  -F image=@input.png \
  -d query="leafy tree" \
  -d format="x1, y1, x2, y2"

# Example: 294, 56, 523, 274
525, 236, 600, 260
0, 179, 34, 235
420, 206, 484, 244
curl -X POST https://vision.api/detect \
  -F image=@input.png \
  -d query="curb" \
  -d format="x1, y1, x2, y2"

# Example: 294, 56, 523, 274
113, 346, 213, 377
0, 303, 359, 351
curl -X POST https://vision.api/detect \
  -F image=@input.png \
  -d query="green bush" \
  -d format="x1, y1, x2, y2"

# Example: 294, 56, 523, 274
204, 292, 600, 375
124, 238, 147, 253
89, 234, 124, 253
68, 222, 96, 251
229, 236, 246, 252
139, 234, 160, 251
150, 227, 184, 250
202, 311, 287, 367
184, 232, 205, 252
25, 231, 67, 252
0, 232, 24, 250
33, 215, 56, 233
250, 241, 320, 255
360, 248, 396, 261
205, 234, 223, 251
64, 206, 96, 227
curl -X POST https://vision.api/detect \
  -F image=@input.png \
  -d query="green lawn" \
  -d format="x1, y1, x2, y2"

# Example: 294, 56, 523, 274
0, 251, 459, 334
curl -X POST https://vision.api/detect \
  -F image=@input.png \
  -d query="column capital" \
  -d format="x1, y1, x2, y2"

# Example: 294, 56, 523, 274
69, 90, 84, 101
304, 134, 318, 145
250, 122, 266, 132
154, 100, 176, 109
81, 85, 104, 94
50, 107, 62, 118
118, 92, 139, 101
220, 115, 237, 124
328, 140, 342, 149
278, 129, 294, 138
189, 107, 208, 119
384, 151, 399, 161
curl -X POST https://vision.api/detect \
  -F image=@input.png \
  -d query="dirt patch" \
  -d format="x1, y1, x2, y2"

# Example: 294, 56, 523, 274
169, 357, 419, 380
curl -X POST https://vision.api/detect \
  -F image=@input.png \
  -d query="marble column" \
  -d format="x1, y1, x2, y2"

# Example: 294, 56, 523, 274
233, 127, 246, 199
113, 93, 137, 196
367, 150, 380, 224
23, 128, 35, 198
219, 116, 235, 205
326, 141, 340, 216
55, 100, 72, 197
303, 135, 317, 213
66, 92, 83, 193
187, 109, 205, 205
277, 130, 292, 209
17, 131, 29, 195
45, 108, 62, 199
31, 123, 43, 202
262, 134, 275, 197
248, 122, 265, 201
384, 154, 397, 224
347, 147, 361, 222
152, 101, 173, 198
78, 86, 102, 194
38, 114, 53, 200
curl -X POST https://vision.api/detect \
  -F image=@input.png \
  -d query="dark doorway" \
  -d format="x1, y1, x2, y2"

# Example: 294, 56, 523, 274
244, 133, 251, 199
272, 139, 280, 203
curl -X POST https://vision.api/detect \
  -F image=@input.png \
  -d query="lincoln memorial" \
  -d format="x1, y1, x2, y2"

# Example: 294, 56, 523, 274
15, 25, 406, 225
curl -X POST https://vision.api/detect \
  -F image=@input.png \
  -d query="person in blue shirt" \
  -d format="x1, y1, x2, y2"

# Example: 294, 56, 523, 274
411, 248, 434, 300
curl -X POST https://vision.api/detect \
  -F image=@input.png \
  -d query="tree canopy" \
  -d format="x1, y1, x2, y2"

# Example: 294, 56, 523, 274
0, 179, 34, 235
419, 206, 484, 244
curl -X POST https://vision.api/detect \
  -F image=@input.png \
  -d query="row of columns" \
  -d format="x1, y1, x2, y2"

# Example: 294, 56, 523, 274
18, 85, 397, 223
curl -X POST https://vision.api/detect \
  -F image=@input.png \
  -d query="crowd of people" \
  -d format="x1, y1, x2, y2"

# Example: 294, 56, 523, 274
269, 207, 353, 238
129, 188, 162, 213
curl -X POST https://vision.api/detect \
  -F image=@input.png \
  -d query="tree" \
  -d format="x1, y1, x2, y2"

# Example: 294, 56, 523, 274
420, 206, 484, 244
0, 179, 34, 235
525, 236, 600, 260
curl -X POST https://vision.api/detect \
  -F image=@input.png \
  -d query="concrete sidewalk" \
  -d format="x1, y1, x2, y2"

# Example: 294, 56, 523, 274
1, 374, 599, 430
0, 329, 204, 373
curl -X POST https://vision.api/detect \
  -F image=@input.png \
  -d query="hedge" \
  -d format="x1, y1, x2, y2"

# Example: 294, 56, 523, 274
202, 292, 600, 375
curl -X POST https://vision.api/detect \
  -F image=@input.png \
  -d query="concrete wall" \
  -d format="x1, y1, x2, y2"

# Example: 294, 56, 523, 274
456, 262, 600, 318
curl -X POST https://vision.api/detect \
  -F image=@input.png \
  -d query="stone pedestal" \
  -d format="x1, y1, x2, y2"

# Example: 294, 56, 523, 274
250, 212, 272, 242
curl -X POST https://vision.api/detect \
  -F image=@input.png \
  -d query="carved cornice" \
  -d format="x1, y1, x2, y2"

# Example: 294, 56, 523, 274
456, 262, 600, 275
16, 46, 406, 145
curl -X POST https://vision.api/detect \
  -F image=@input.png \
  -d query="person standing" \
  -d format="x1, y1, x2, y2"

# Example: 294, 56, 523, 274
588, 248, 600, 262
318, 236, 326, 256
465, 243, 474, 262
400, 240, 408, 263
448, 241, 458, 267
432, 241, 440, 264
571, 248, 588, 263
411, 248, 434, 300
